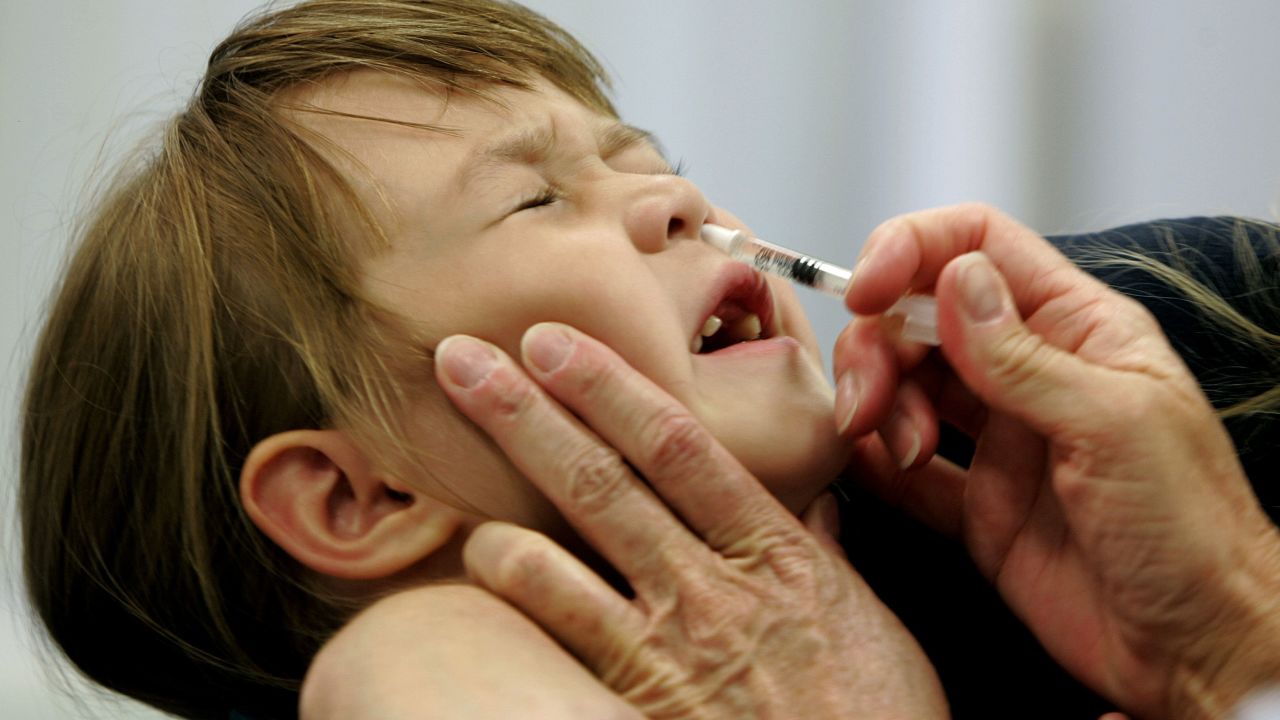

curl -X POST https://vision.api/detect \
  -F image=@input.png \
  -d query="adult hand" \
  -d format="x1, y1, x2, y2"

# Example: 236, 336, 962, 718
433, 323, 948, 719
833, 203, 1280, 719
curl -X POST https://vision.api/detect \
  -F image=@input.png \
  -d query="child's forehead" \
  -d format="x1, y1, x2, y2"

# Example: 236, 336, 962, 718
286, 70, 614, 142
285, 70, 660, 185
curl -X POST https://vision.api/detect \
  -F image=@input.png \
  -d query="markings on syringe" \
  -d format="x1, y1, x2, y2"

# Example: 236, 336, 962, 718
754, 247, 820, 286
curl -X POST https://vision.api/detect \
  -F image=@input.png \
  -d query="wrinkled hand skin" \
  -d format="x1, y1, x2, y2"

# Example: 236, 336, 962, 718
519, 507, 937, 719
436, 326, 949, 719
528, 512, 939, 719
834, 203, 1280, 720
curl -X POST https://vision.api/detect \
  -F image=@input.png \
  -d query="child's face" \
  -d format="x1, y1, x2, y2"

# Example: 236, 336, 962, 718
291, 71, 849, 530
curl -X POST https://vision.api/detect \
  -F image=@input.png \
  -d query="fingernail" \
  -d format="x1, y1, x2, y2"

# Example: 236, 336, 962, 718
884, 409, 921, 469
958, 252, 1005, 324
834, 371, 859, 434
523, 323, 574, 374
436, 336, 498, 389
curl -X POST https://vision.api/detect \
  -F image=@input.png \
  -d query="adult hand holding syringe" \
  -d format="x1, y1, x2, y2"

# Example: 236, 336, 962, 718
827, 203, 1280, 720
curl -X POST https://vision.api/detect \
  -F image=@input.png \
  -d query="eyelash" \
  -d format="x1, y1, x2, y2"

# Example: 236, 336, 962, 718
514, 186, 562, 212
512, 159, 687, 214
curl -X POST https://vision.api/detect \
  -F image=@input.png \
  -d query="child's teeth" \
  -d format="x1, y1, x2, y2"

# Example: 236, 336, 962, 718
693, 313, 761, 352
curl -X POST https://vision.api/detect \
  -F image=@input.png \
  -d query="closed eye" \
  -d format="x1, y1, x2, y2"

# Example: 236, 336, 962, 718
513, 186, 561, 213
510, 159, 682, 215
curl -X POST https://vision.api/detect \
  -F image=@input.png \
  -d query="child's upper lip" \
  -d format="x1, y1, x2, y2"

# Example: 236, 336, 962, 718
691, 263, 778, 350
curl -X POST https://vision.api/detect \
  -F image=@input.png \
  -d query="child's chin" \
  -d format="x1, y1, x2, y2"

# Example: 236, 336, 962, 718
734, 430, 850, 515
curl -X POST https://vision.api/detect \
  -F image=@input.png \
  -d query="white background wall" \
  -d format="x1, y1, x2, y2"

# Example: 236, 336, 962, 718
4, 1, 1280, 716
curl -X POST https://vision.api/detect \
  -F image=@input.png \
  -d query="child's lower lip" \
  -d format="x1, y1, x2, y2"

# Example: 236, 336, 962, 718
696, 335, 800, 359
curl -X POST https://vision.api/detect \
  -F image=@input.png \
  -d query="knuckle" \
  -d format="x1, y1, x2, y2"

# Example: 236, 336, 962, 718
486, 367, 540, 421
954, 200, 1000, 218
725, 525, 824, 587
640, 410, 712, 478
561, 444, 631, 513
760, 540, 828, 593
951, 202, 999, 247
563, 346, 618, 399
983, 328, 1055, 389
636, 581, 759, 675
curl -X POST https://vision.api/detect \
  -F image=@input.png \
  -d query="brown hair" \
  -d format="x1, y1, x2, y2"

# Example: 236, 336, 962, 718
20, 1, 613, 717
1073, 218, 1280, 477
1073, 219, 1280, 420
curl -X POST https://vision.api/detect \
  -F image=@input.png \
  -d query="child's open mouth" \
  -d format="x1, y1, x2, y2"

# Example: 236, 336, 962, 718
691, 266, 776, 354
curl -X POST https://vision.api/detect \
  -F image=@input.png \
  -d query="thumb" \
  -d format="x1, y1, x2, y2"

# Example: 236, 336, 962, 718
938, 252, 1101, 436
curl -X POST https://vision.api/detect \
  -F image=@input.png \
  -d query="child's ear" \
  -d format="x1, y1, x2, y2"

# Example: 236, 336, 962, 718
240, 430, 463, 580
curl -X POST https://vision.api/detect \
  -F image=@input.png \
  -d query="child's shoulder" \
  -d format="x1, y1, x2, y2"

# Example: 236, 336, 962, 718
300, 584, 642, 719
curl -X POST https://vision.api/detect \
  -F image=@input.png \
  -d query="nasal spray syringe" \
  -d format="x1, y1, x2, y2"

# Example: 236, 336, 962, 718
700, 224, 940, 346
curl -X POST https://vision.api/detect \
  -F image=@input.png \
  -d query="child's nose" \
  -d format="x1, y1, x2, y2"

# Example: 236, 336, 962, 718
622, 175, 710, 254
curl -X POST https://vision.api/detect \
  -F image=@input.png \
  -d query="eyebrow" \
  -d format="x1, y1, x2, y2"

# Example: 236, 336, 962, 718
457, 121, 667, 192
600, 122, 665, 159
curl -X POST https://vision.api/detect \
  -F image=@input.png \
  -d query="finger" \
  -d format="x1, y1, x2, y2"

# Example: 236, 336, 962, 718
845, 215, 927, 313
847, 203, 1103, 317
843, 433, 967, 539
895, 352, 988, 441
962, 411, 1049, 581
800, 492, 842, 551
518, 322, 803, 553
833, 312, 939, 439
832, 316, 899, 437
877, 379, 939, 470
464, 522, 645, 671
435, 334, 710, 583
